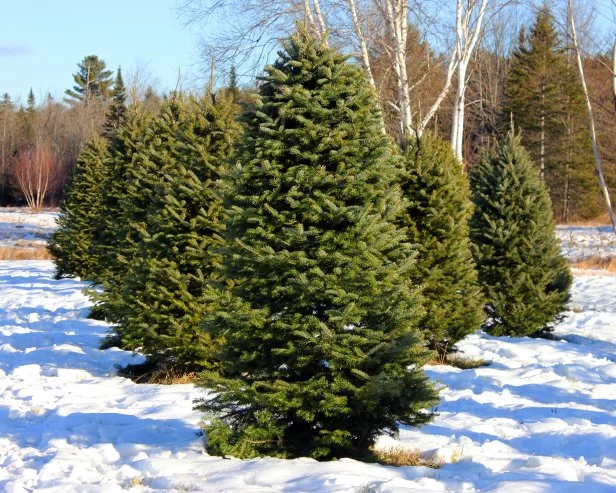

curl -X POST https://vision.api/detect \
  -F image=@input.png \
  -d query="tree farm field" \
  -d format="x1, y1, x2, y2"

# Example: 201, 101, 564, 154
0, 208, 613, 492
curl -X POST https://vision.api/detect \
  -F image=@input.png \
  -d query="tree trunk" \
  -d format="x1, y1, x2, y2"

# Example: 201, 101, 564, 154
569, 1, 616, 234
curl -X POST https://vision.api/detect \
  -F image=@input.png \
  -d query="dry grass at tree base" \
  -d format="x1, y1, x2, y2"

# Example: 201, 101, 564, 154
371, 446, 442, 468
428, 352, 491, 369
0, 246, 53, 260
569, 256, 616, 272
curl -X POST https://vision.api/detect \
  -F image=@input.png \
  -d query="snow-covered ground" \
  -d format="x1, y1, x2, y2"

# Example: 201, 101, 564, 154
0, 213, 615, 492
0, 209, 58, 249
557, 225, 616, 260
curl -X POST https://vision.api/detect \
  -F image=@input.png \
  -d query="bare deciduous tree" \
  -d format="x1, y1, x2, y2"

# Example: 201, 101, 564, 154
10, 145, 64, 210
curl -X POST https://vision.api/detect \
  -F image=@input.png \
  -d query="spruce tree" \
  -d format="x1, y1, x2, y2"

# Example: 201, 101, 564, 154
469, 132, 571, 337
105, 93, 241, 372
90, 106, 154, 288
198, 29, 438, 461
399, 134, 484, 353
48, 137, 108, 280
502, 6, 595, 221
102, 68, 127, 140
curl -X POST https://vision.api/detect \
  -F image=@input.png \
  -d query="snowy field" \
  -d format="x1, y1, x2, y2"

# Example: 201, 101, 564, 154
0, 209, 58, 250
0, 212, 615, 492
556, 225, 616, 260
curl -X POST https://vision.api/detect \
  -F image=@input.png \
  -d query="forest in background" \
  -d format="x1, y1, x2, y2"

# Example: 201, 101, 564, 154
2, 1, 616, 223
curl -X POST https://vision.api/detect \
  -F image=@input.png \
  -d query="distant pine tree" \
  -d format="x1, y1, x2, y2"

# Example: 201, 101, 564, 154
48, 137, 108, 280
102, 68, 127, 140
198, 28, 438, 461
469, 132, 571, 337
106, 93, 241, 372
399, 134, 484, 353
64, 55, 114, 107
27, 89, 35, 110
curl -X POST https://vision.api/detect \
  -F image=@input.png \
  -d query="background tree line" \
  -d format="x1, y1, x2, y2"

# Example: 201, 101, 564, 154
0, 55, 161, 208
3, 2, 616, 222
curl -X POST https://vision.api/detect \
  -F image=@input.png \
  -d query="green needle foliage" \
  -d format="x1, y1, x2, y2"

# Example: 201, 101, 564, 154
102, 68, 127, 140
197, 29, 438, 461
48, 137, 108, 280
469, 132, 571, 337
91, 106, 154, 289
106, 93, 241, 372
399, 134, 484, 353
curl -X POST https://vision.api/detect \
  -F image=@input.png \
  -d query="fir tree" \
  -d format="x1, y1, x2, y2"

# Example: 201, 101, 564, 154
105, 93, 241, 372
27, 89, 35, 110
102, 68, 127, 140
469, 132, 571, 337
502, 6, 595, 222
90, 105, 154, 288
198, 29, 438, 461
64, 55, 113, 107
48, 137, 108, 280
399, 134, 484, 353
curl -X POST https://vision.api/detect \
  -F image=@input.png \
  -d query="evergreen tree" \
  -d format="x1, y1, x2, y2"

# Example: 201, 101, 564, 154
48, 137, 108, 279
469, 132, 571, 337
502, 6, 595, 221
0, 93, 12, 111
102, 68, 127, 140
64, 55, 114, 107
198, 29, 438, 461
399, 134, 484, 353
89, 105, 154, 288
27, 89, 35, 110
227, 66, 240, 101
104, 93, 241, 372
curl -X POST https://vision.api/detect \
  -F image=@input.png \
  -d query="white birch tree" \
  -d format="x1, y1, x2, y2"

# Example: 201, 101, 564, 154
568, 0, 616, 233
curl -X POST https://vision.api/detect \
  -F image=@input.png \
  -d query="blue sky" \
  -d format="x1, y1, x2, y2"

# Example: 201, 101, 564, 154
0, 0, 200, 105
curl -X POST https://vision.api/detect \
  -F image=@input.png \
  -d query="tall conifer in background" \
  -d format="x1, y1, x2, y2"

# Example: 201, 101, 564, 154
102, 68, 127, 140
502, 6, 595, 221
64, 55, 114, 107
198, 29, 438, 461
399, 134, 484, 353
104, 93, 241, 373
48, 137, 108, 280
469, 132, 571, 337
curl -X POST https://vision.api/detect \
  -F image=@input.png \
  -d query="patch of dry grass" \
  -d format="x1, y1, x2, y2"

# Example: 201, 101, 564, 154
0, 245, 52, 260
569, 256, 616, 272
561, 213, 612, 226
125, 367, 198, 385
428, 353, 491, 369
371, 446, 442, 468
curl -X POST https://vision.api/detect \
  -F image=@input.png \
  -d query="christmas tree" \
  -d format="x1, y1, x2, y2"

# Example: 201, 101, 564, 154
107, 93, 241, 372
198, 28, 438, 460
48, 137, 108, 280
469, 131, 571, 337
399, 134, 484, 353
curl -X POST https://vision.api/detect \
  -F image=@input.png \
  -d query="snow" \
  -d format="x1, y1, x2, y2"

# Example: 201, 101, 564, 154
557, 225, 616, 260
0, 209, 58, 249
0, 213, 614, 492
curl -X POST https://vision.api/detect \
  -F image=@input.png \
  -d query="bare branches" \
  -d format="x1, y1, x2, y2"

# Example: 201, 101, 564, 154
10, 145, 63, 210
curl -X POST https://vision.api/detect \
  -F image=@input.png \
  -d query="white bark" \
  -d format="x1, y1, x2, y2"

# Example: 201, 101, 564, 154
384, 0, 413, 143
569, 0, 616, 234
450, 0, 488, 162
348, 0, 376, 88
